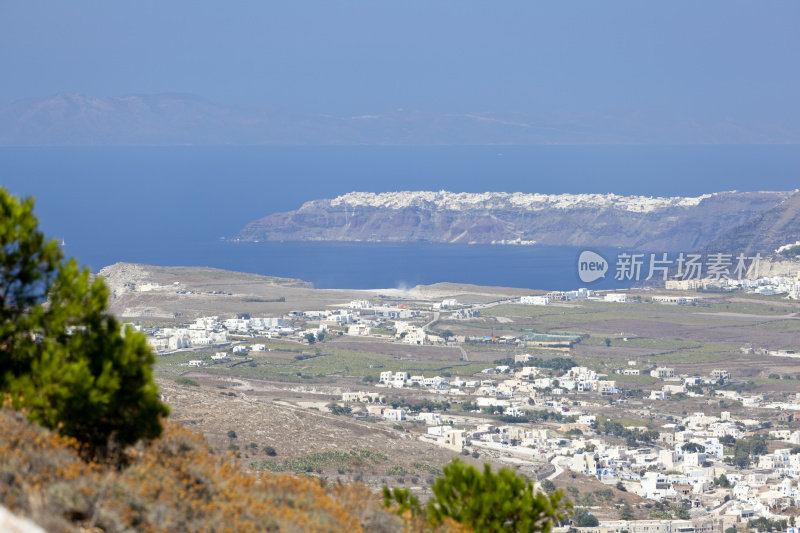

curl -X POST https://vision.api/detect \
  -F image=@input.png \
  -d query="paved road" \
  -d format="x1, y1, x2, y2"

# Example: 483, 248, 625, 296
546, 456, 566, 480
459, 346, 469, 362
424, 311, 440, 331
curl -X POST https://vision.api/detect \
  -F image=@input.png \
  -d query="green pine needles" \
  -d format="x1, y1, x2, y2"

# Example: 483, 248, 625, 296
0, 188, 169, 459
384, 458, 567, 532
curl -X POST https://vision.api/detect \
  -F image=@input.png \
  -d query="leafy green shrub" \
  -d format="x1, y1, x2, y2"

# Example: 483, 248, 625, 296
387, 465, 408, 477
328, 403, 352, 416
174, 377, 199, 386
0, 188, 169, 458
540, 479, 556, 494
382, 486, 422, 518
256, 449, 387, 474
596, 488, 614, 501
619, 503, 634, 521
573, 508, 599, 527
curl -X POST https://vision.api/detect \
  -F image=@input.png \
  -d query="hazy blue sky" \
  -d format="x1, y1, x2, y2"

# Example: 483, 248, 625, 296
1, 1, 798, 122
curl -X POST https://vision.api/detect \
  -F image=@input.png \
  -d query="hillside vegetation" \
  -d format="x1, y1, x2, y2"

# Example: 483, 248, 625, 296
0, 407, 403, 532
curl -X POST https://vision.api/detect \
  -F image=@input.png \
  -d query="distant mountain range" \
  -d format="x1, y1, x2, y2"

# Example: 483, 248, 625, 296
1, 93, 799, 146
235, 190, 800, 253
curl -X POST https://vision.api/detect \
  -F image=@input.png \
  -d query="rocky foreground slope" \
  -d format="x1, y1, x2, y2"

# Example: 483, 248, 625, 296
236, 190, 798, 252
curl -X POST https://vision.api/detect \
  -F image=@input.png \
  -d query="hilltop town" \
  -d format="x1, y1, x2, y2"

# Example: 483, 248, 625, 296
235, 189, 798, 252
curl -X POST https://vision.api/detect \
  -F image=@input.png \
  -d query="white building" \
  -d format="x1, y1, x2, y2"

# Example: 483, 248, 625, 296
383, 409, 406, 422
439, 429, 466, 451
342, 391, 383, 403
347, 324, 371, 336
400, 326, 427, 345
520, 295, 550, 306
417, 412, 443, 425
651, 367, 675, 379
711, 369, 731, 381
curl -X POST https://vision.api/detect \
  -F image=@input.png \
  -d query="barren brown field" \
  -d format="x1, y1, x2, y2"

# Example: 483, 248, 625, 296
549, 471, 650, 520
158, 377, 494, 495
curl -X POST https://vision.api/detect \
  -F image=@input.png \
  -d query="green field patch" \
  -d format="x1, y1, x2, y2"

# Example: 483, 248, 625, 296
522, 331, 583, 342
648, 315, 748, 327
704, 301, 798, 316
612, 373, 659, 385
258, 343, 310, 354
486, 304, 578, 319
254, 448, 388, 474
155, 352, 210, 364
173, 376, 200, 386
193, 344, 494, 380
487, 301, 778, 328
750, 377, 783, 386
604, 338, 700, 351
755, 320, 800, 331
611, 417, 652, 428
655, 343, 739, 363
202, 366, 312, 382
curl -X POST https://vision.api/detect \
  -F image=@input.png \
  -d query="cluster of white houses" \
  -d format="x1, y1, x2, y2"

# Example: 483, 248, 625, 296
298, 301, 450, 344
666, 272, 800, 299
521, 289, 628, 305
145, 297, 455, 356
149, 290, 728, 354
333, 359, 800, 530
522, 291, 707, 307
146, 315, 297, 352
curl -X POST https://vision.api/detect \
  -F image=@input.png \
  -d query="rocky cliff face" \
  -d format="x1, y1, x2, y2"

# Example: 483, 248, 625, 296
699, 191, 800, 255
236, 190, 794, 252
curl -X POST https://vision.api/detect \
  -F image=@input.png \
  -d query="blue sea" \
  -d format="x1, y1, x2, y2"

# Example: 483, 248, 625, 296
2, 145, 798, 290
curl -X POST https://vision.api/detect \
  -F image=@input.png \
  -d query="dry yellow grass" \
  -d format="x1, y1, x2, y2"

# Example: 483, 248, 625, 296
0, 408, 415, 532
